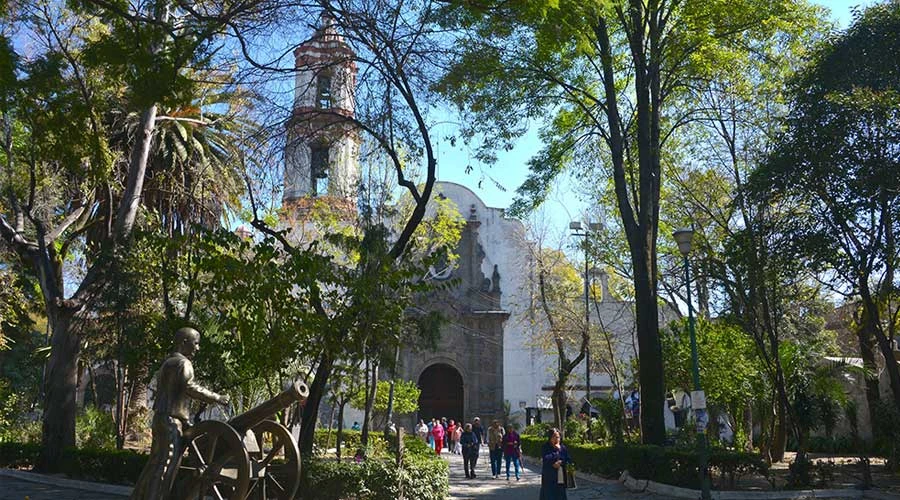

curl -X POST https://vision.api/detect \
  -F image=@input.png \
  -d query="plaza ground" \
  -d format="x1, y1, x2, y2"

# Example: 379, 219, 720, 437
443, 446, 665, 500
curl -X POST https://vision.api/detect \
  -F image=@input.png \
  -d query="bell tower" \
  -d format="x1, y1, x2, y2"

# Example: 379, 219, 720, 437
283, 14, 359, 218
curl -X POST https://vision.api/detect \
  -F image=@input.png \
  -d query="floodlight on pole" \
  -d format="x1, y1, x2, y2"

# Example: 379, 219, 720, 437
571, 220, 601, 442
672, 226, 711, 500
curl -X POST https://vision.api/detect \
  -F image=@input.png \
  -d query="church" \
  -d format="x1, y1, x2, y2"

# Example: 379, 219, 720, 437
280, 18, 641, 431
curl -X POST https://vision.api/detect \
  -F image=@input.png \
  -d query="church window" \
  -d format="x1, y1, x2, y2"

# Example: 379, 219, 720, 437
316, 74, 332, 109
310, 145, 330, 196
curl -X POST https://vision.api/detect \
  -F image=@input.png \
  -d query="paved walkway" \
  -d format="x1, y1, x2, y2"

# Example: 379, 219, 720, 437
443, 447, 664, 500
0, 476, 126, 500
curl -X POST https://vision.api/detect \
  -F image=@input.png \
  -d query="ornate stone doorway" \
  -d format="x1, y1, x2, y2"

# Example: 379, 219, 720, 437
417, 363, 464, 422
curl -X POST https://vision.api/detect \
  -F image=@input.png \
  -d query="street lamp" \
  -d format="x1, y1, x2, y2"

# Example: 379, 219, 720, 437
672, 227, 712, 500
571, 220, 602, 442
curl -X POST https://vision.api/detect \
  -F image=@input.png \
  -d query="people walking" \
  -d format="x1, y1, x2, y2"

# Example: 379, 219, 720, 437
452, 421, 463, 454
460, 423, 480, 479
447, 419, 457, 452
472, 417, 485, 447
502, 424, 522, 481
432, 417, 446, 455
427, 419, 435, 449
415, 419, 429, 442
487, 419, 505, 479
540, 427, 572, 500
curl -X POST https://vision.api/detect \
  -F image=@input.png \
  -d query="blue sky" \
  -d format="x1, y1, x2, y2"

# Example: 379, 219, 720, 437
430, 1, 875, 233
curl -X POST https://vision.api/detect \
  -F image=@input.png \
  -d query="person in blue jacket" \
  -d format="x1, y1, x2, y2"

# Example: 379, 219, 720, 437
540, 427, 572, 500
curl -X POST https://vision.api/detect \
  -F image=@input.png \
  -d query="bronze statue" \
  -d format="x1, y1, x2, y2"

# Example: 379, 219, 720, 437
131, 327, 229, 500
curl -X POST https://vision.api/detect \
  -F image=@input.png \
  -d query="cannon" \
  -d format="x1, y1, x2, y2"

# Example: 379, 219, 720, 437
174, 380, 309, 500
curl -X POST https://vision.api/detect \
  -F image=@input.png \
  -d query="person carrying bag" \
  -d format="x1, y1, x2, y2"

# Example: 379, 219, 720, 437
540, 428, 574, 500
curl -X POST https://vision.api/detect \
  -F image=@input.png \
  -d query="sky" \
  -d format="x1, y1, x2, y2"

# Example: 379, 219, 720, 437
429, 0, 876, 237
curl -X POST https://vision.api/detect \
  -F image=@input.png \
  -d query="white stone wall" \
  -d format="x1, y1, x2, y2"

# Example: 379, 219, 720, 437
432, 182, 556, 426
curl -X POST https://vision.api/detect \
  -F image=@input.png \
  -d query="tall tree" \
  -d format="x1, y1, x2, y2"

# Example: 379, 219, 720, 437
751, 2, 900, 415
439, 0, 812, 444
0, 0, 275, 469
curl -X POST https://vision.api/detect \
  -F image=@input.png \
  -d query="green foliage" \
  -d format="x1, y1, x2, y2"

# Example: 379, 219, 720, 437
300, 438, 448, 500
75, 407, 117, 450
0, 442, 146, 484
59, 447, 148, 485
0, 441, 41, 468
564, 417, 587, 445
662, 319, 762, 427
594, 398, 624, 445
787, 453, 835, 489
523, 422, 552, 437
520, 436, 768, 489
350, 379, 420, 415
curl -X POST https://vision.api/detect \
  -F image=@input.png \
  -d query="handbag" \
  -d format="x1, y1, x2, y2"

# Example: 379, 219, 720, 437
565, 467, 577, 489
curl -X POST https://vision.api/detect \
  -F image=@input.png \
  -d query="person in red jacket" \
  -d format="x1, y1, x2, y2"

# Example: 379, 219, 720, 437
432, 418, 446, 455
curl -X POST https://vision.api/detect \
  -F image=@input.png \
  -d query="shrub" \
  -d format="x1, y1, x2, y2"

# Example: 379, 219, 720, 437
520, 436, 767, 489
402, 433, 434, 457
300, 451, 448, 500
564, 418, 587, 444
75, 407, 117, 449
523, 422, 551, 437
0, 419, 41, 444
314, 428, 390, 458
0, 441, 40, 468
0, 442, 147, 485
60, 447, 148, 485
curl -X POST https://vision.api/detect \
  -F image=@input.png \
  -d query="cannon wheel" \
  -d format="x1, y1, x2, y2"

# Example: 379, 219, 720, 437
179, 420, 251, 500
249, 420, 300, 500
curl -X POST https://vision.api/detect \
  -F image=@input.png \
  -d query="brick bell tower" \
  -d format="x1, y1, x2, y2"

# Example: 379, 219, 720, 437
283, 14, 359, 220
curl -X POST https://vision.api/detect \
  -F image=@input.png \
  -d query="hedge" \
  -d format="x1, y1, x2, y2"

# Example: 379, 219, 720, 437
521, 436, 767, 489
60, 447, 148, 485
0, 442, 40, 469
300, 431, 448, 499
0, 442, 147, 485
2, 438, 449, 498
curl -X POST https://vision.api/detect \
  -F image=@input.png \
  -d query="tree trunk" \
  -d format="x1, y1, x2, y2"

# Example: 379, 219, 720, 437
632, 249, 666, 445
771, 397, 787, 463
361, 361, 378, 449
743, 404, 753, 452
38, 307, 78, 471
552, 377, 568, 440
299, 353, 335, 456
855, 309, 881, 436
336, 399, 346, 460
114, 105, 157, 239
861, 282, 900, 412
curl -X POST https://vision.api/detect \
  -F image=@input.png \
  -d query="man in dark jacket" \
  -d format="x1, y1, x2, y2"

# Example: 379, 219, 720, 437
460, 423, 480, 478
472, 417, 485, 446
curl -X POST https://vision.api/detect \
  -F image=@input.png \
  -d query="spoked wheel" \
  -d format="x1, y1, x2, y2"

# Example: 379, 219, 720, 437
178, 420, 251, 500
247, 420, 301, 500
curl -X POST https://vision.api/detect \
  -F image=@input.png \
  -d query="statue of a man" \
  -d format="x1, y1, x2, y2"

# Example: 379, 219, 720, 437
131, 327, 229, 500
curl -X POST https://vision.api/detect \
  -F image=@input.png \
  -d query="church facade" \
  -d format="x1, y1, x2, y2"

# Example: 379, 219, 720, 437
282, 18, 642, 431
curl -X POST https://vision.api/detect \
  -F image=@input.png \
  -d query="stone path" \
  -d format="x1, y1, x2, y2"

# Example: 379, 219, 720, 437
0, 476, 126, 500
443, 447, 664, 500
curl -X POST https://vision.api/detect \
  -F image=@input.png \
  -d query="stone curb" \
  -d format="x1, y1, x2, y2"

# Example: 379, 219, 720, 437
619, 470, 900, 500
0, 468, 132, 497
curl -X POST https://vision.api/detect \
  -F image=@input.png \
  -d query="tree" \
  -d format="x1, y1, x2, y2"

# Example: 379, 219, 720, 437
751, 2, 900, 416
662, 318, 762, 447
351, 379, 421, 427
232, 0, 461, 455
525, 242, 588, 437
0, 0, 277, 469
439, 0, 813, 444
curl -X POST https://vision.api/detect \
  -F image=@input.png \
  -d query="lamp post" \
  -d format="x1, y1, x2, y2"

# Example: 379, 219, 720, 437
672, 227, 711, 500
570, 220, 602, 442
